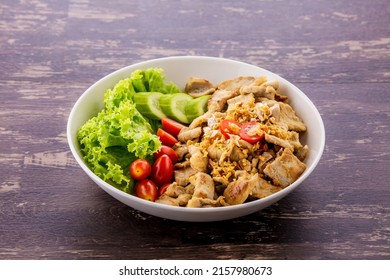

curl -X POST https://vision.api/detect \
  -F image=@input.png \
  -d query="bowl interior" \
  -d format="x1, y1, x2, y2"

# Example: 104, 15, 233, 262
67, 56, 325, 222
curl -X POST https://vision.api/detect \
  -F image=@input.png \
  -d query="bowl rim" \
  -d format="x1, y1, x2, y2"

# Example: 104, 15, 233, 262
67, 55, 325, 218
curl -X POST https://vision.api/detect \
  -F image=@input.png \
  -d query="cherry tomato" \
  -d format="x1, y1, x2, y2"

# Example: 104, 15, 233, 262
219, 119, 242, 139
157, 128, 178, 147
129, 159, 152, 180
150, 154, 173, 186
239, 121, 265, 144
159, 183, 170, 196
154, 145, 179, 164
135, 179, 158, 202
161, 118, 186, 138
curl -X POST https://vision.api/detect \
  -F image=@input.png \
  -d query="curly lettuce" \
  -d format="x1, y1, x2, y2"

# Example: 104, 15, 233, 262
77, 68, 178, 193
130, 68, 181, 93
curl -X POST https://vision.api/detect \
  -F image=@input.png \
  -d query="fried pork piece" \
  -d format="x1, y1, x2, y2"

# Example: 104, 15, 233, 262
207, 76, 258, 113
227, 93, 255, 109
207, 134, 247, 164
184, 77, 215, 97
217, 76, 256, 92
219, 135, 244, 163
263, 100, 306, 132
164, 182, 188, 197
295, 144, 309, 162
241, 84, 275, 100
213, 176, 230, 187
240, 79, 288, 102
258, 151, 275, 172
186, 196, 229, 208
189, 172, 214, 200
189, 111, 212, 129
250, 176, 283, 199
263, 148, 306, 188
223, 173, 260, 205
264, 133, 295, 152
161, 173, 228, 208
174, 161, 197, 186
172, 142, 188, 161
208, 89, 238, 112
155, 183, 193, 206
178, 126, 202, 142
277, 102, 306, 132
286, 131, 304, 150
268, 102, 281, 119
188, 145, 208, 172
187, 172, 220, 208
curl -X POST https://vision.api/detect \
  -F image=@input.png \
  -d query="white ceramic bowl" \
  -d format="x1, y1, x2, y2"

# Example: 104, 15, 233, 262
67, 56, 325, 222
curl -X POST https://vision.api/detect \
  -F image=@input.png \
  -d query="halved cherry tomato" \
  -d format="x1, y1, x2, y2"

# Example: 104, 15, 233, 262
135, 179, 158, 201
150, 154, 173, 186
161, 118, 186, 138
239, 121, 265, 144
154, 145, 179, 164
129, 159, 152, 180
219, 119, 242, 139
158, 183, 170, 196
157, 128, 178, 147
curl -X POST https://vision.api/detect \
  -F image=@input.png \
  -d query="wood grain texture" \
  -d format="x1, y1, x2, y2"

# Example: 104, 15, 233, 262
1, 0, 389, 260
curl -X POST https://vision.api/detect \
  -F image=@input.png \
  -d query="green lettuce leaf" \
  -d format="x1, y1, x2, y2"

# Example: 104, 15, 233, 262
77, 68, 179, 193
131, 68, 181, 93
78, 100, 160, 193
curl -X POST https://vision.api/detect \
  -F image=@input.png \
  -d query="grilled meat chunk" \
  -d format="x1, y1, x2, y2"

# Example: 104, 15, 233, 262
250, 177, 282, 199
156, 182, 194, 206
265, 133, 295, 151
264, 100, 306, 132
172, 142, 189, 161
208, 89, 238, 112
189, 111, 212, 129
223, 173, 259, 205
189, 172, 214, 199
178, 126, 202, 142
185, 76, 215, 97
188, 145, 208, 172
227, 93, 255, 109
187, 172, 217, 207
217, 76, 256, 92
187, 196, 228, 208
263, 148, 306, 187
174, 164, 197, 186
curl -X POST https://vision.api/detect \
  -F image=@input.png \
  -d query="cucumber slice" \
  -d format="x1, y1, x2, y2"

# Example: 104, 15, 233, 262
133, 92, 167, 120
159, 93, 193, 124
185, 95, 211, 122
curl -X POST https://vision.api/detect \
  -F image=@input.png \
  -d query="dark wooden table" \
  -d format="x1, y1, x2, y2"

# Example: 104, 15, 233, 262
1, 0, 389, 260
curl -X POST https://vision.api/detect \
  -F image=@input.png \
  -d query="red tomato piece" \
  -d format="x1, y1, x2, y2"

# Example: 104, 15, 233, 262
157, 128, 178, 147
239, 121, 265, 144
161, 118, 186, 138
135, 179, 158, 202
219, 119, 242, 139
158, 183, 170, 196
129, 159, 152, 180
150, 154, 174, 186
154, 145, 179, 164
